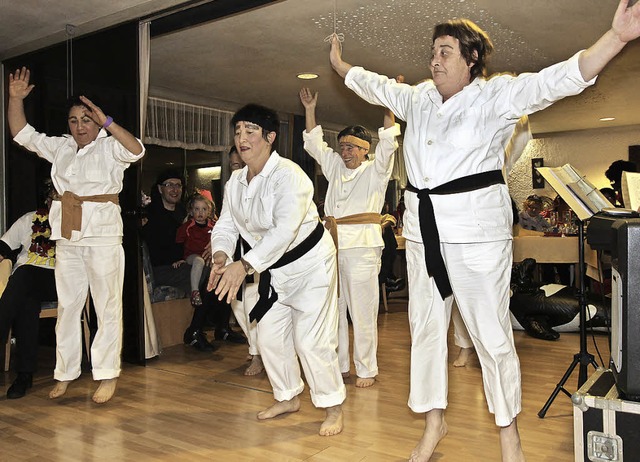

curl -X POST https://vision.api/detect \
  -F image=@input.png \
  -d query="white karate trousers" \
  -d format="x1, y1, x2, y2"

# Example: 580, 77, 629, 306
337, 246, 382, 378
406, 239, 521, 427
231, 274, 260, 356
451, 302, 473, 349
257, 252, 346, 408
54, 244, 124, 381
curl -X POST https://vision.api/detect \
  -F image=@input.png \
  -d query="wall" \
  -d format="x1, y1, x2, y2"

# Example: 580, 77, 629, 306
509, 125, 640, 209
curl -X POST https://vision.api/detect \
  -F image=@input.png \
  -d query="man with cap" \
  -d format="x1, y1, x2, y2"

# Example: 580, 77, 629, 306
299, 87, 400, 388
207, 103, 346, 436
142, 169, 244, 351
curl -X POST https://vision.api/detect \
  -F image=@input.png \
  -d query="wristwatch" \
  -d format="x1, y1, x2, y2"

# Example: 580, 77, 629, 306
240, 257, 256, 275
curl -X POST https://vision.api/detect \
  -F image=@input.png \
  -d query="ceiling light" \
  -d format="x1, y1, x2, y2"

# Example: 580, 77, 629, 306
599, 117, 615, 122
297, 73, 318, 80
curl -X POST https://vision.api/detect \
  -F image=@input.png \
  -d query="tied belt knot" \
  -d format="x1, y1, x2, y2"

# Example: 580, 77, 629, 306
249, 221, 325, 323
406, 169, 505, 300
58, 191, 120, 239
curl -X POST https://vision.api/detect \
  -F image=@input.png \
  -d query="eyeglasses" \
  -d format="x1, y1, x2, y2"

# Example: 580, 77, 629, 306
161, 182, 183, 190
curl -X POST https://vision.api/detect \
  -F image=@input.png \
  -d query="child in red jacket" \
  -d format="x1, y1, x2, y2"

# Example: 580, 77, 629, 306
175, 193, 215, 305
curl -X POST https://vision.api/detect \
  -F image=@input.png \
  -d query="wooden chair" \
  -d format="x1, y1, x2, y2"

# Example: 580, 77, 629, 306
380, 282, 389, 313
4, 294, 92, 372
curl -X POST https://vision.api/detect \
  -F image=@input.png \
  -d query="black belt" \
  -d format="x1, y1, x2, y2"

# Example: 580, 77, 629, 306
233, 237, 253, 301
406, 169, 505, 299
249, 221, 326, 323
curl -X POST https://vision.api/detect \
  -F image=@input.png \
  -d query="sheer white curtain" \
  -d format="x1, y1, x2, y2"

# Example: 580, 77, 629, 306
139, 21, 151, 141
139, 21, 161, 360
145, 97, 234, 152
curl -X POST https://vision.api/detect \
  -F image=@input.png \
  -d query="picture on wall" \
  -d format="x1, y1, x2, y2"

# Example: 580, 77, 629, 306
532, 157, 545, 189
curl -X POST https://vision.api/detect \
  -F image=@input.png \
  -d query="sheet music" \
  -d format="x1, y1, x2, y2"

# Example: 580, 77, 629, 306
621, 171, 640, 211
536, 164, 612, 221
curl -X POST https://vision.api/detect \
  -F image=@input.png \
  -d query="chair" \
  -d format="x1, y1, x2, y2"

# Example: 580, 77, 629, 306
4, 294, 92, 372
380, 282, 389, 313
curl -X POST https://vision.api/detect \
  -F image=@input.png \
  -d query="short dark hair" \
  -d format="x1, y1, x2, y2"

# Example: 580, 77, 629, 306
337, 125, 372, 145
231, 104, 279, 142
65, 96, 99, 116
432, 19, 494, 79
605, 160, 637, 184
228, 145, 238, 157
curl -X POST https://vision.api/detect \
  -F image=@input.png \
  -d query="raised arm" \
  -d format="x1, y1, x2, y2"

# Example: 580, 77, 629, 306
579, 0, 640, 81
299, 87, 319, 132
383, 75, 404, 129
79, 96, 143, 155
329, 34, 353, 78
7, 67, 35, 137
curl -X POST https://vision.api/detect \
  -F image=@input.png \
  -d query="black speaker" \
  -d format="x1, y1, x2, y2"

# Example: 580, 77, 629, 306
610, 218, 640, 400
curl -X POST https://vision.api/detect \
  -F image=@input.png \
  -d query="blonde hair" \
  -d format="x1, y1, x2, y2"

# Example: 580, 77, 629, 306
187, 193, 214, 219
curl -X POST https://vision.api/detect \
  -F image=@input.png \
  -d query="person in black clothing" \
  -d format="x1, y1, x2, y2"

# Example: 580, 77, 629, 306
379, 205, 405, 293
0, 179, 58, 398
605, 159, 637, 207
141, 169, 245, 351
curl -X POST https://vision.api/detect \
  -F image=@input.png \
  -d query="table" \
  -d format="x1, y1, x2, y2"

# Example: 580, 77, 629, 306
512, 235, 601, 282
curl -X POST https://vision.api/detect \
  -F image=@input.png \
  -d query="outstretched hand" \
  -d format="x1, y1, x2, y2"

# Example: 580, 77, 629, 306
8, 67, 35, 100
299, 87, 318, 109
329, 33, 343, 67
613, 0, 640, 43
79, 96, 108, 127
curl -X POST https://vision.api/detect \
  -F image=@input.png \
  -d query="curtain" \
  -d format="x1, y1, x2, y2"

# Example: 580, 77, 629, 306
139, 21, 161, 360
139, 21, 151, 141
145, 97, 234, 152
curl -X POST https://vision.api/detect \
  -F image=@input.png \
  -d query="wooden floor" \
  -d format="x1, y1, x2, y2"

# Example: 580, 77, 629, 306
1, 297, 610, 461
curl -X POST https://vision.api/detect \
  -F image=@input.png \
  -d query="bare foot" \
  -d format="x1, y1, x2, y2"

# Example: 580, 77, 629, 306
257, 396, 301, 420
341, 371, 350, 379
500, 418, 526, 462
355, 377, 376, 388
453, 347, 474, 367
49, 380, 72, 399
409, 409, 448, 462
244, 355, 265, 376
319, 404, 343, 436
92, 378, 118, 404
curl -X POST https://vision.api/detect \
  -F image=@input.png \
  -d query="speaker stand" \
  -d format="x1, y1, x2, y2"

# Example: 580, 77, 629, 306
538, 220, 599, 418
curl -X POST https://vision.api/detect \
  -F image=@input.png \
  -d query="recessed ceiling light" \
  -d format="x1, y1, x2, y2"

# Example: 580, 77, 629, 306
599, 117, 616, 122
297, 73, 318, 80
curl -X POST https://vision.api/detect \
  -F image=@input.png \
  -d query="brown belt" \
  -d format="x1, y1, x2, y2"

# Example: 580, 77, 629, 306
58, 191, 119, 239
323, 212, 383, 248
323, 212, 383, 297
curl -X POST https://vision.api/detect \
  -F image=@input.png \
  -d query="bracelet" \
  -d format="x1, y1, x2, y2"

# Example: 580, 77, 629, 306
103, 116, 113, 129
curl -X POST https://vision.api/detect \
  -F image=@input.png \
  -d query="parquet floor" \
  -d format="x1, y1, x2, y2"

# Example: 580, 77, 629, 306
0, 297, 610, 461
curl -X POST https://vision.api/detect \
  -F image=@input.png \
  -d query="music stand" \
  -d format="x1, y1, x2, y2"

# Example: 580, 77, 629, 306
534, 164, 611, 418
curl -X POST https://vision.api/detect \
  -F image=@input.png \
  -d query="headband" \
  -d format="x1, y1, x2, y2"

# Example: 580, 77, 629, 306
339, 135, 370, 151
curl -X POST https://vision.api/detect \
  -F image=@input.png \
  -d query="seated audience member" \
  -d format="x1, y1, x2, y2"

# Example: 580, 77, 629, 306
379, 209, 405, 293
518, 195, 548, 231
141, 169, 244, 352
175, 193, 216, 307
510, 258, 609, 340
0, 180, 58, 399
605, 159, 637, 207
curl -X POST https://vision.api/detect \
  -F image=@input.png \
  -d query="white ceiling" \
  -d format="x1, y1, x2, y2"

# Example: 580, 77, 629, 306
3, 0, 640, 135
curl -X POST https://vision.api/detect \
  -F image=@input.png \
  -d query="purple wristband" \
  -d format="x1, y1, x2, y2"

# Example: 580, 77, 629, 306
103, 116, 113, 129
